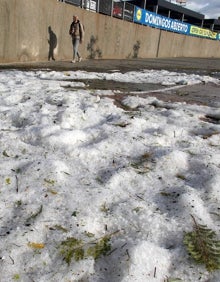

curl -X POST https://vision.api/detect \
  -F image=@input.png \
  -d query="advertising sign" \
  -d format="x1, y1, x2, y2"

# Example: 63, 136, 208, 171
134, 7, 190, 36
176, 0, 187, 3
190, 25, 218, 40
134, 7, 144, 23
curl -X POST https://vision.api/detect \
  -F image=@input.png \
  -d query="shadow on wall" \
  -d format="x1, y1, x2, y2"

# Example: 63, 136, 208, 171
87, 35, 102, 59
133, 40, 140, 58
48, 26, 57, 61
127, 40, 141, 59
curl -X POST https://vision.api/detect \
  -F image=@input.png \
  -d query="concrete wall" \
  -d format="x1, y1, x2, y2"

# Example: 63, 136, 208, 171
1, 0, 220, 63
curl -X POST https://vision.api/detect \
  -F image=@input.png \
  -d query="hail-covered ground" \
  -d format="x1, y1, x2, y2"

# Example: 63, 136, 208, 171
0, 69, 220, 282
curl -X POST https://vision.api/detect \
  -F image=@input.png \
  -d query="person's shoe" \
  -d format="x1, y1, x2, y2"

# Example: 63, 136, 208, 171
71, 60, 76, 63
78, 57, 82, 62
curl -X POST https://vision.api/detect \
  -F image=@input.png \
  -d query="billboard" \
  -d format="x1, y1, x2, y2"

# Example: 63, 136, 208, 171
189, 25, 218, 40
133, 6, 220, 40
176, 0, 187, 3
134, 7, 190, 35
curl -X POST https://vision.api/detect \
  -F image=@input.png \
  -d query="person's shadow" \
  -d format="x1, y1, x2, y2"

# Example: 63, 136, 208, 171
48, 26, 57, 61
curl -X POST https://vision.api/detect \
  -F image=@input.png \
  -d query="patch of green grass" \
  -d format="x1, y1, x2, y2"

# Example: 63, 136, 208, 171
12, 274, 20, 280
59, 233, 116, 265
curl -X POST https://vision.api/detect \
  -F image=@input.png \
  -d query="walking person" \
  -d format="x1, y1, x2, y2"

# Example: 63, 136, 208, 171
69, 15, 84, 63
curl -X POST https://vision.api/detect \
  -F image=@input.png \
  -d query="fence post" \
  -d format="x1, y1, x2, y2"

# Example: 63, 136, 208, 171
111, 0, 113, 17
133, 5, 135, 22
123, 1, 125, 20
97, 0, 100, 13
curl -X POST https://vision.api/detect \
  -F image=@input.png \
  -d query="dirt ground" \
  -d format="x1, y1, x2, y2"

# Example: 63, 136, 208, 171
69, 78, 220, 108
1, 57, 220, 107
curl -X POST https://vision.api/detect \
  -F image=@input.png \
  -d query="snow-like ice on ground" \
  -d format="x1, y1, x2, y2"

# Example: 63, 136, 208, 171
0, 69, 220, 282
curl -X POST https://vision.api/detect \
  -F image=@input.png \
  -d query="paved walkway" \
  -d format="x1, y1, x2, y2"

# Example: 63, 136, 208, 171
1, 57, 220, 73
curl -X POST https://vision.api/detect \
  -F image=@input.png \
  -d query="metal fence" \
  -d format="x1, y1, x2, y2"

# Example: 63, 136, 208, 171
64, 0, 135, 22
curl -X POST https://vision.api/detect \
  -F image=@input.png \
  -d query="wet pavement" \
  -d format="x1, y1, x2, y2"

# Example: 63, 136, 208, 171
1, 58, 220, 107
1, 57, 220, 74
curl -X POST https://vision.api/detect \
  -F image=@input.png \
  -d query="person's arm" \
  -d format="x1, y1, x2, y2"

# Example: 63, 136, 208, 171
79, 23, 84, 42
69, 23, 73, 35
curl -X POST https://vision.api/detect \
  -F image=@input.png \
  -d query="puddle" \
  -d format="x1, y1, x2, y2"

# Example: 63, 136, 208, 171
64, 79, 165, 92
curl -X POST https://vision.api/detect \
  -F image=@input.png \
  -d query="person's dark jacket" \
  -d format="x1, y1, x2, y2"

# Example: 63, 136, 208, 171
69, 20, 84, 42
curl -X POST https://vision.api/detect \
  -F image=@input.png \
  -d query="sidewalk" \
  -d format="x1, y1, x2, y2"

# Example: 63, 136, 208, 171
1, 57, 220, 73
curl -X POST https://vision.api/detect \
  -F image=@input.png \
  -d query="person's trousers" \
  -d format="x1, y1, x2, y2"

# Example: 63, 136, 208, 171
72, 37, 81, 60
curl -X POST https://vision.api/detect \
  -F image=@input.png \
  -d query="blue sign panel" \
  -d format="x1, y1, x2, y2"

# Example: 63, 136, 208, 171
134, 6, 220, 40
134, 7, 145, 24
134, 7, 190, 36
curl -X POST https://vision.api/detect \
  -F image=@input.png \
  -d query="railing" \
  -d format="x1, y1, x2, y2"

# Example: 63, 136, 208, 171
64, 0, 134, 21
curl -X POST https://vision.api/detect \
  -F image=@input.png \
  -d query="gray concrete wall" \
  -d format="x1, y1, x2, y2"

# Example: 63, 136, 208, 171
1, 0, 220, 63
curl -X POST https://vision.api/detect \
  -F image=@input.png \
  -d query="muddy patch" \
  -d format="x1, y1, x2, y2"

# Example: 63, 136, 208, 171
61, 79, 220, 109
63, 79, 166, 92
